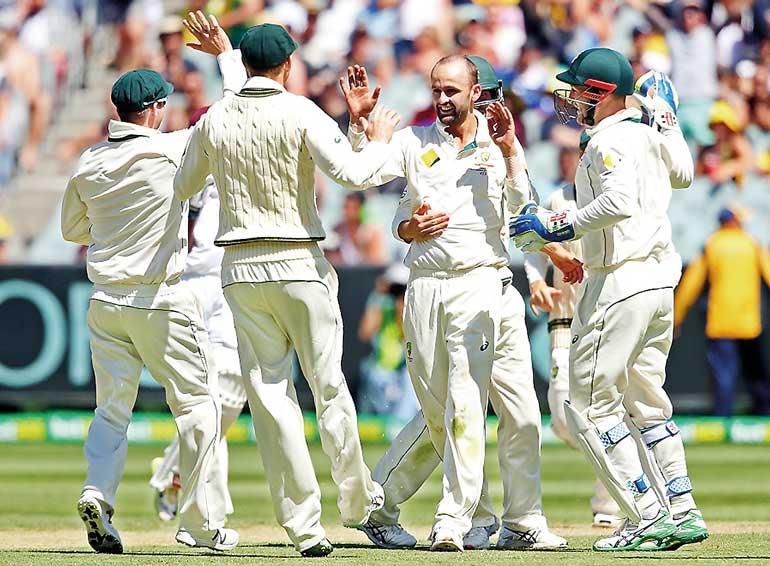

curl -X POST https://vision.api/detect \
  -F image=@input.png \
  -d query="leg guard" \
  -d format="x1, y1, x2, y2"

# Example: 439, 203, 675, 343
639, 419, 696, 512
625, 415, 670, 511
564, 401, 642, 523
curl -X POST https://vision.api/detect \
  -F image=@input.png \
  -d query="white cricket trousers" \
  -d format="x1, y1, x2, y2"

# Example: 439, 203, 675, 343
82, 283, 225, 533
570, 258, 695, 514
223, 263, 380, 552
402, 266, 502, 536
150, 275, 247, 516
548, 340, 620, 517
374, 282, 545, 530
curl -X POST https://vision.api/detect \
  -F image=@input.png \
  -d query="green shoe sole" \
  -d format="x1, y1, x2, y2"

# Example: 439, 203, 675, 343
664, 529, 709, 551
300, 540, 334, 557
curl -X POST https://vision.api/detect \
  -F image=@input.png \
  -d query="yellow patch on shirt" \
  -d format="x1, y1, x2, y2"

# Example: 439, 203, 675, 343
603, 152, 617, 170
420, 148, 440, 168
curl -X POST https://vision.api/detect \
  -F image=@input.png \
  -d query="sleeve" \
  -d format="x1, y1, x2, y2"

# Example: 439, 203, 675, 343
571, 142, 636, 235
174, 121, 211, 201
61, 176, 91, 245
673, 252, 708, 327
391, 187, 414, 242
523, 252, 549, 284
303, 100, 402, 190
348, 120, 368, 151
218, 49, 247, 95
503, 137, 537, 212
659, 128, 694, 189
757, 244, 770, 290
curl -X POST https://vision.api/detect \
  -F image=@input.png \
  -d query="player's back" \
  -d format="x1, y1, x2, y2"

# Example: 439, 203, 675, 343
71, 123, 190, 286
577, 113, 678, 273
196, 89, 324, 245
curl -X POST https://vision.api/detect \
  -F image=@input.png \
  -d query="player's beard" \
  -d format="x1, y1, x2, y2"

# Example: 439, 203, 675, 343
435, 99, 470, 127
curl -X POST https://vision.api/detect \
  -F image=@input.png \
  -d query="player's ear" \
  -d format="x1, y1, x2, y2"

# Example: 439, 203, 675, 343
471, 83, 482, 104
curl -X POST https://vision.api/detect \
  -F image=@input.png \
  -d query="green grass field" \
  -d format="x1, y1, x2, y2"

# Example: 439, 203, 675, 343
1, 442, 769, 565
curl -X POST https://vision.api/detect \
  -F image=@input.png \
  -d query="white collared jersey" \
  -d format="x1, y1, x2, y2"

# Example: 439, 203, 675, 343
350, 111, 531, 272
174, 75, 393, 247
60, 50, 246, 286
571, 108, 693, 276
61, 120, 193, 285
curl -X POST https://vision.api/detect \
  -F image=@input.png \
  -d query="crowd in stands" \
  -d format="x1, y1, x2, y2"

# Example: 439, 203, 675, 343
1, 0, 769, 264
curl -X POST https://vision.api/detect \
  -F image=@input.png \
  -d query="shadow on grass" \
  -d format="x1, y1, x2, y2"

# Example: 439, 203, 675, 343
616, 551, 770, 560
2, 548, 359, 559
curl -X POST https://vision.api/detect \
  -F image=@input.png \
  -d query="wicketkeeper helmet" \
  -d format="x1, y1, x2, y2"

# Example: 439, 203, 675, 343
466, 55, 503, 110
553, 47, 634, 126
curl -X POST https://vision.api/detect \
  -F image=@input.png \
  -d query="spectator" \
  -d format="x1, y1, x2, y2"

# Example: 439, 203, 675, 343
357, 262, 418, 420
664, 0, 718, 146
697, 100, 754, 190
159, 16, 200, 92
328, 192, 387, 266
747, 95, 770, 175
674, 208, 770, 417
186, 0, 262, 48
0, 213, 12, 262
0, 7, 51, 172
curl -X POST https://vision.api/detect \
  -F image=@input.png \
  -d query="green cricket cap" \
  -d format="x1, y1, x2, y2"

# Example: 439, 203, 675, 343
556, 47, 634, 96
111, 69, 174, 112
240, 23, 298, 70
465, 55, 498, 90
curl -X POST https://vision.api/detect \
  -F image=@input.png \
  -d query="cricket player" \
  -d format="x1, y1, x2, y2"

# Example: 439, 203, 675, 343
523, 171, 622, 528
61, 13, 244, 553
149, 179, 248, 522
510, 48, 709, 550
340, 55, 573, 551
341, 58, 570, 551
173, 23, 401, 557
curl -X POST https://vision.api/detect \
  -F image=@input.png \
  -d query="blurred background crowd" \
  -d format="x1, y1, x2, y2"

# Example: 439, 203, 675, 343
0, 0, 768, 417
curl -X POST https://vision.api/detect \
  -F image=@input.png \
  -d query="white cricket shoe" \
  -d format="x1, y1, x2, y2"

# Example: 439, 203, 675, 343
77, 495, 123, 554
356, 520, 417, 549
593, 512, 623, 528
592, 509, 677, 551
430, 529, 463, 552
496, 524, 568, 550
176, 527, 240, 551
463, 518, 500, 550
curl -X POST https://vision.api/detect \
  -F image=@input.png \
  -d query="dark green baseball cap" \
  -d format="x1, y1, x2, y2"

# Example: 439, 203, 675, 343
240, 23, 298, 70
465, 55, 498, 90
111, 69, 174, 112
556, 47, 634, 96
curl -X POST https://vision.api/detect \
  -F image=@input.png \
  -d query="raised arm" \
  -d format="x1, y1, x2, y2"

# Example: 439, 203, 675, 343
184, 11, 247, 95
485, 102, 537, 212
304, 102, 401, 189
660, 129, 694, 189
174, 121, 211, 201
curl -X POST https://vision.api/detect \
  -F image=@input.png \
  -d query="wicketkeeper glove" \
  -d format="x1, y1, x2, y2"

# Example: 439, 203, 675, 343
509, 201, 576, 252
633, 70, 680, 133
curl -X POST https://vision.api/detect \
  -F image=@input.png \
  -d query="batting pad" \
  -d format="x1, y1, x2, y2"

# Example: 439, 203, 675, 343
564, 401, 642, 523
